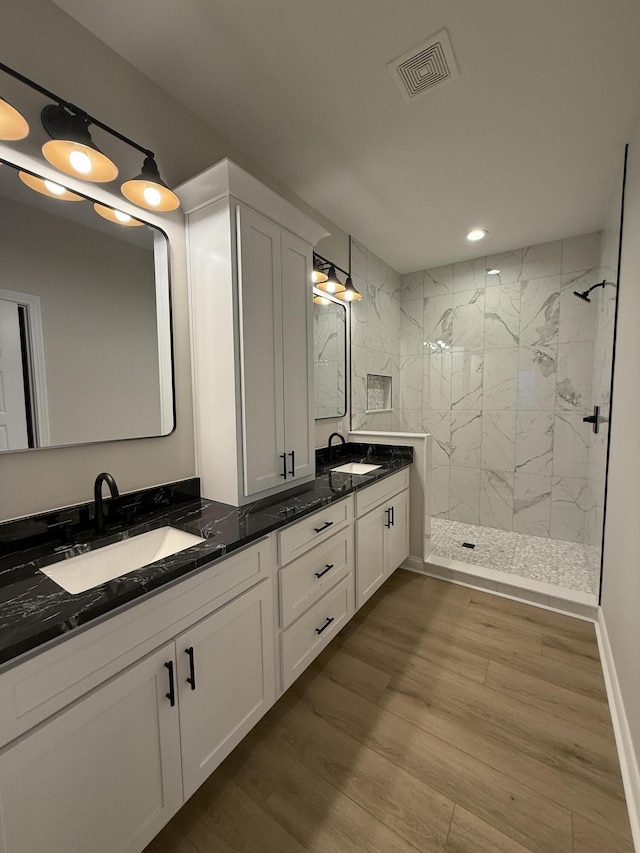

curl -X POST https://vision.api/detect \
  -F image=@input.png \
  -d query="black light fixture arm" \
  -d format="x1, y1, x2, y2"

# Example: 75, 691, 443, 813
0, 61, 154, 159
313, 251, 350, 279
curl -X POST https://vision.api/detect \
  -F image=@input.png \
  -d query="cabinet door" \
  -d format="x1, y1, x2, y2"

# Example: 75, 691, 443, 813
356, 504, 387, 608
236, 203, 285, 496
281, 229, 314, 481
386, 488, 410, 576
0, 644, 182, 853
177, 579, 276, 801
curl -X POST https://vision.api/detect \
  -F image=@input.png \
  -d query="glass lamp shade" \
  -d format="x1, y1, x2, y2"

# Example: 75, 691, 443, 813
0, 97, 29, 140
335, 276, 362, 302
121, 156, 180, 212
41, 105, 118, 183
312, 268, 329, 285
93, 202, 144, 226
315, 264, 346, 294
18, 171, 84, 202
313, 293, 331, 305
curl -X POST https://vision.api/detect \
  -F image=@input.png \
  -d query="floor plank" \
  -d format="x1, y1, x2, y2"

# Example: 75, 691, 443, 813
445, 805, 534, 853
572, 812, 635, 852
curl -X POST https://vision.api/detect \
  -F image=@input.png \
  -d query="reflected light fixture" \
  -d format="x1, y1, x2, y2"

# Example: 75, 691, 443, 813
41, 104, 119, 183
0, 95, 29, 140
18, 170, 84, 201
121, 155, 180, 212
313, 293, 331, 305
93, 202, 144, 226
335, 275, 362, 302
486, 268, 500, 275
467, 228, 488, 241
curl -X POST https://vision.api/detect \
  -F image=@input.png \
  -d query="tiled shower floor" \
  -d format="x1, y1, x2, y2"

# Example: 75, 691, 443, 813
430, 518, 600, 595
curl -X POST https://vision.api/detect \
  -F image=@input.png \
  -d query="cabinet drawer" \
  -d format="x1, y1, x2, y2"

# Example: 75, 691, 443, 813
355, 469, 410, 517
278, 496, 353, 565
281, 574, 354, 690
279, 528, 353, 628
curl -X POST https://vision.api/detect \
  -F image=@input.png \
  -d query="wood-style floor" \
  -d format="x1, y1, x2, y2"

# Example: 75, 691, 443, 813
144, 570, 634, 853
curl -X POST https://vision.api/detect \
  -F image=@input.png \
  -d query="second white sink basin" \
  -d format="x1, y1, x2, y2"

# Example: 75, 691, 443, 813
40, 526, 207, 594
331, 462, 382, 475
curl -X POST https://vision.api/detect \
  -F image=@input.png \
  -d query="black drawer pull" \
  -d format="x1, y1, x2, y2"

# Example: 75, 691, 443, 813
315, 563, 334, 579
315, 616, 334, 635
164, 661, 176, 707
185, 646, 196, 691
313, 521, 334, 533
280, 453, 287, 479
289, 450, 296, 477
385, 508, 392, 529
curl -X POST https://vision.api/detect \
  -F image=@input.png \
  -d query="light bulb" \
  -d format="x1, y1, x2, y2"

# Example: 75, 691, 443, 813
342, 290, 355, 301
143, 185, 162, 207
114, 210, 132, 223
44, 180, 66, 195
69, 149, 92, 174
326, 281, 337, 293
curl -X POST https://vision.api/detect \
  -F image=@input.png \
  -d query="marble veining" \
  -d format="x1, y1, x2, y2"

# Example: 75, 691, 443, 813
0, 444, 412, 670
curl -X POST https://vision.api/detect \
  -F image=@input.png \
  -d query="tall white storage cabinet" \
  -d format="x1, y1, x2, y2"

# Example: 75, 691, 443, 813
178, 160, 329, 506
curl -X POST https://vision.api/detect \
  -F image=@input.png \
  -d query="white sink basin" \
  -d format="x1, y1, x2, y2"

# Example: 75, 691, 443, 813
331, 462, 382, 475
40, 527, 207, 594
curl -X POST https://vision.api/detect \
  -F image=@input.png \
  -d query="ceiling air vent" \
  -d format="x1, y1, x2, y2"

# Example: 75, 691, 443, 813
387, 29, 459, 102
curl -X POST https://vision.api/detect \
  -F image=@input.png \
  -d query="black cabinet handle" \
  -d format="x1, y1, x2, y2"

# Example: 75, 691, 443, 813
315, 563, 334, 579
289, 450, 295, 477
390, 505, 395, 527
385, 508, 392, 529
313, 520, 334, 533
164, 660, 176, 707
315, 616, 334, 635
185, 646, 196, 691
280, 453, 287, 479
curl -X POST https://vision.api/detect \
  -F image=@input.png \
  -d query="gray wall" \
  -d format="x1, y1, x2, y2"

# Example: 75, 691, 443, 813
601, 120, 640, 814
0, 0, 348, 520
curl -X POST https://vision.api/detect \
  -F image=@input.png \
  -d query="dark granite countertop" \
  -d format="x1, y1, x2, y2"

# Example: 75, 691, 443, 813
0, 442, 412, 670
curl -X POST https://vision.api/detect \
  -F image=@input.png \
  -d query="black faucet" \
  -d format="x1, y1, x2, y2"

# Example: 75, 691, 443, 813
327, 432, 346, 461
94, 472, 120, 534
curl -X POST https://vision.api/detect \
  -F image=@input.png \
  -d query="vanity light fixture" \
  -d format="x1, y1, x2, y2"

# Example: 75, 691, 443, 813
93, 202, 144, 226
41, 104, 119, 183
466, 228, 488, 241
313, 253, 347, 294
120, 155, 180, 212
0, 95, 29, 140
334, 275, 362, 302
0, 61, 181, 212
18, 170, 84, 201
312, 258, 329, 284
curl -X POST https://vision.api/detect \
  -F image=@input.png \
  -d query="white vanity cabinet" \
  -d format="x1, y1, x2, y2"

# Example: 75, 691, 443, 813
179, 160, 329, 506
0, 540, 276, 853
355, 470, 410, 608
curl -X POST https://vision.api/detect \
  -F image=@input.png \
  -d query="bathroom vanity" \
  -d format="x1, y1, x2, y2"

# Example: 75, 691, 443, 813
0, 444, 411, 853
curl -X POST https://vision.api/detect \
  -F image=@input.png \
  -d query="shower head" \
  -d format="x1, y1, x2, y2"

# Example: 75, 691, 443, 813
573, 290, 591, 302
573, 279, 617, 303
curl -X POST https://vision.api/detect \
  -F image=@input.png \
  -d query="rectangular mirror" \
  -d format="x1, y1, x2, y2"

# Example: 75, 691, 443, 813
0, 159, 174, 452
314, 296, 346, 419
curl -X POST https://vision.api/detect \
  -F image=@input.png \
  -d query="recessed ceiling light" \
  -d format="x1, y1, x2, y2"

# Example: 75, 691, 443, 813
486, 268, 500, 275
467, 228, 488, 241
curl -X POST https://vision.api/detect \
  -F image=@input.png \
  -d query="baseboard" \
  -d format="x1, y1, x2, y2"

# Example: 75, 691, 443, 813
596, 609, 640, 851
400, 555, 425, 573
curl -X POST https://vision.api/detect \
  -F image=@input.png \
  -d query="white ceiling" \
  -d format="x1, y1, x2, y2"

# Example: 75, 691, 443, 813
51, 0, 640, 273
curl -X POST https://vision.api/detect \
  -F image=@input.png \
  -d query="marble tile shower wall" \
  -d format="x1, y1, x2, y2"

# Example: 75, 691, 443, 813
350, 238, 403, 431
398, 232, 604, 543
